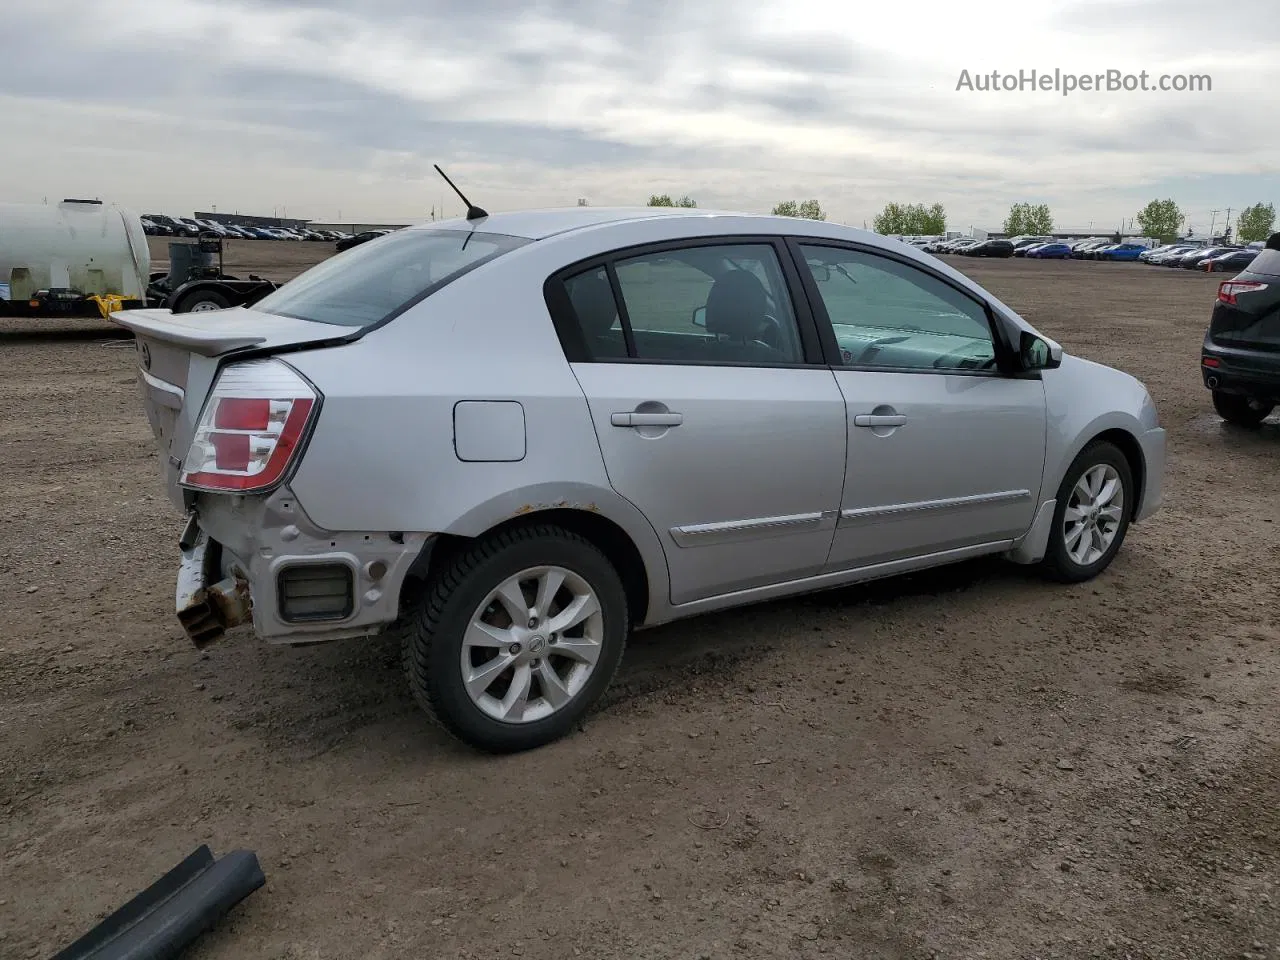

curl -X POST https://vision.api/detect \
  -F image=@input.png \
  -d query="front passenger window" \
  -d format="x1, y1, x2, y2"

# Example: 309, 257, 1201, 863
799, 245, 997, 372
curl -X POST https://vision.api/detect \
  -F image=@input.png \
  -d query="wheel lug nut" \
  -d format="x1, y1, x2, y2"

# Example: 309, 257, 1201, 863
527, 617, 538, 628
509, 642, 522, 655
549, 633, 558, 644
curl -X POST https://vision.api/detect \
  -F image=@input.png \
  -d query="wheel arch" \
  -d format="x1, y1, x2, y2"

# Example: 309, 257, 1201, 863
1088, 427, 1146, 522
397, 488, 669, 629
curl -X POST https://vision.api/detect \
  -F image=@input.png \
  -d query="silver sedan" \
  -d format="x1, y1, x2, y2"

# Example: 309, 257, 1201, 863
120, 207, 1166, 752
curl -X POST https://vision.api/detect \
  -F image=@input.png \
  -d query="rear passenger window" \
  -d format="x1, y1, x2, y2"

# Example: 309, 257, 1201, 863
557, 244, 805, 366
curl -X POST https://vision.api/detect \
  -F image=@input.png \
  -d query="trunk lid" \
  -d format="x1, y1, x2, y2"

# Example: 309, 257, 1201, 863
113, 307, 348, 507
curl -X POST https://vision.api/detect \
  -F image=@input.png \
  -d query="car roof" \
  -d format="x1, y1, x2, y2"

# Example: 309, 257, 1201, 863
407, 206, 748, 241
389, 205, 1044, 342
401, 205, 962, 259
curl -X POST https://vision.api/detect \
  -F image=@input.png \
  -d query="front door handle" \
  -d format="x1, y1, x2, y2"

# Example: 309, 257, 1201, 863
611, 412, 684, 427
854, 414, 907, 428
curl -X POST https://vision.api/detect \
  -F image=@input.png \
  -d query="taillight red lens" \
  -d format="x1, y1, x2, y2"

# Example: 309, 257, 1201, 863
1201, 357, 1221, 368
214, 397, 271, 430
180, 360, 319, 493
210, 431, 251, 471
1218, 280, 1268, 306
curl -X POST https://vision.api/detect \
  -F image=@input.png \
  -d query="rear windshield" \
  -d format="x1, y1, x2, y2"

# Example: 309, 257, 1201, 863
253, 228, 529, 327
1246, 249, 1280, 278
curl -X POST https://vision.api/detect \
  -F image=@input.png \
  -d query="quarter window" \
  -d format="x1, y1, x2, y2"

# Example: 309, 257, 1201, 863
564, 267, 627, 359
798, 245, 997, 372
560, 244, 806, 365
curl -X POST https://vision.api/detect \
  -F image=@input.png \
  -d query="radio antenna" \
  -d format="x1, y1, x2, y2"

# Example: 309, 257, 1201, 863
433, 165, 488, 220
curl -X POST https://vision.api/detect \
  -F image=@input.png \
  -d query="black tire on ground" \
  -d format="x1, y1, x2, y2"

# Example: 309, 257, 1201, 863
1039, 440, 1134, 584
175, 289, 232, 313
1212, 391, 1274, 428
402, 524, 629, 753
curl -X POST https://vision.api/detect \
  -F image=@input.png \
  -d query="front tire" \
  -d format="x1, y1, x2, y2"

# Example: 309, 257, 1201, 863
1212, 391, 1274, 427
403, 524, 628, 753
1040, 441, 1133, 583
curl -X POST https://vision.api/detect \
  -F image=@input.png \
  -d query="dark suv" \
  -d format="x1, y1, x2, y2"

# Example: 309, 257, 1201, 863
1201, 233, 1280, 426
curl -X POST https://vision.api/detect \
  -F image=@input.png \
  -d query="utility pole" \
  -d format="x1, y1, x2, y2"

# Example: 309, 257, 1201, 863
1224, 207, 1232, 239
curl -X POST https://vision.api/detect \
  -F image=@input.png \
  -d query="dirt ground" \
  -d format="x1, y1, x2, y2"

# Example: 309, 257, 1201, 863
2, 246, 1278, 960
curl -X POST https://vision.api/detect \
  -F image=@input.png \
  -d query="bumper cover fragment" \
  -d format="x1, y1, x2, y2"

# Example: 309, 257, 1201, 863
50, 844, 265, 960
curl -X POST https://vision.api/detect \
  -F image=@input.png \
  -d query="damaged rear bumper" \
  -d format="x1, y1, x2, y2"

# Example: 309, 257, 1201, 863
173, 493, 430, 647
176, 516, 252, 648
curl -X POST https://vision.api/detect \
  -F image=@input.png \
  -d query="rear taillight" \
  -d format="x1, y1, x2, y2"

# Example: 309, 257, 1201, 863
180, 359, 319, 493
1218, 280, 1268, 305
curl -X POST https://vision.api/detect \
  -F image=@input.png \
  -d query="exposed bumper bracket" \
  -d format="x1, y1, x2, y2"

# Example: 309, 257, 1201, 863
175, 528, 251, 648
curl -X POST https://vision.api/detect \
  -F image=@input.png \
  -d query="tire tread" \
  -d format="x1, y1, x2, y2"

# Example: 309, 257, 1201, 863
1038, 440, 1133, 584
401, 524, 628, 751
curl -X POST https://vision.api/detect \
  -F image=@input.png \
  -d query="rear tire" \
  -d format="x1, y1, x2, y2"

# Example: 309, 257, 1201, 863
402, 524, 628, 753
1212, 391, 1273, 427
1040, 441, 1133, 583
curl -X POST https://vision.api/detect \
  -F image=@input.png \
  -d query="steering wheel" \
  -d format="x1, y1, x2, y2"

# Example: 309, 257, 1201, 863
932, 345, 998, 370
756, 315, 785, 350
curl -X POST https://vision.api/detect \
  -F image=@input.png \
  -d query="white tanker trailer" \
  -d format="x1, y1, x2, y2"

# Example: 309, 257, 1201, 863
0, 199, 151, 316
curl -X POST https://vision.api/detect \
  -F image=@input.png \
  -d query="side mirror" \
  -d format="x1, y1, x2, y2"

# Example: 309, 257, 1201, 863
809, 264, 831, 282
692, 305, 707, 327
1020, 331, 1062, 370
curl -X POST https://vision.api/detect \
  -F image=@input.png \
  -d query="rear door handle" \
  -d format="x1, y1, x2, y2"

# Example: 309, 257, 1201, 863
611, 412, 684, 427
854, 414, 907, 427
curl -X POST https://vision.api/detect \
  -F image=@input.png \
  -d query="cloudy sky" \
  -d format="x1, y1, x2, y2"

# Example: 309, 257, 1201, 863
2, 0, 1276, 234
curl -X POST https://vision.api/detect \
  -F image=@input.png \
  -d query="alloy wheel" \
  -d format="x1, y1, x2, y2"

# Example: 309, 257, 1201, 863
460, 566, 603, 724
1062, 464, 1125, 566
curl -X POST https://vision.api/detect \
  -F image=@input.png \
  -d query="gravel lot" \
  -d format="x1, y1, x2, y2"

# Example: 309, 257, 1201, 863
2, 241, 1277, 960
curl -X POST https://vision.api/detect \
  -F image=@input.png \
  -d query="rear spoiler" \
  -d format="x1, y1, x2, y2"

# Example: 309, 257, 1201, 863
111, 308, 266, 356
111, 306, 352, 359
51, 844, 265, 960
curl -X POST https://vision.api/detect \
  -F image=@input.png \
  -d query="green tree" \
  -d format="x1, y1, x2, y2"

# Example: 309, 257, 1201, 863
873, 202, 908, 234
772, 199, 826, 220
797, 199, 826, 221
919, 202, 947, 234
1236, 203, 1276, 243
1004, 202, 1054, 235
647, 194, 696, 207
872, 202, 946, 235
1135, 199, 1184, 243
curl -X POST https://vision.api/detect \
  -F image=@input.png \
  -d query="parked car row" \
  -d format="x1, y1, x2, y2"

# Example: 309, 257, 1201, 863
335, 229, 392, 252
901, 232, 1265, 274
141, 215, 353, 243
1139, 243, 1262, 272
912, 237, 1020, 258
